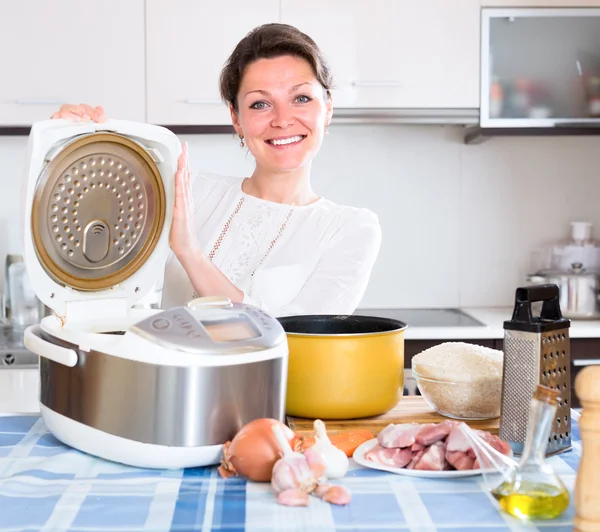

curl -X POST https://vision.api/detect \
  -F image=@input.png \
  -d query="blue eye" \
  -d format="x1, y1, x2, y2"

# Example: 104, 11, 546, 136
296, 95, 312, 103
250, 101, 268, 110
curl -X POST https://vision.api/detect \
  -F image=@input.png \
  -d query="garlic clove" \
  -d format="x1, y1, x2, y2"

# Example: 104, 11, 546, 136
271, 424, 320, 494
313, 483, 332, 499
321, 485, 352, 506
271, 454, 313, 494
303, 447, 327, 479
277, 488, 310, 507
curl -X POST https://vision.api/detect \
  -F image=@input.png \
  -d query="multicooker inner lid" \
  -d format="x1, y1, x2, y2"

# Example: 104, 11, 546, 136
31, 132, 167, 291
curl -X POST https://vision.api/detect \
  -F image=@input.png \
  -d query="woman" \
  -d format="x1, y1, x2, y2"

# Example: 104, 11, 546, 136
50, 23, 381, 317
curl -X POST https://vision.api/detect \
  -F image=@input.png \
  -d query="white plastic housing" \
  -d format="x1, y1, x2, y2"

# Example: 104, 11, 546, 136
22, 118, 180, 323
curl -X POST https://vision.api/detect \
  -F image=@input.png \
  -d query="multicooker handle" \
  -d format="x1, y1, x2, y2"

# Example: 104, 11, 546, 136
24, 325, 78, 367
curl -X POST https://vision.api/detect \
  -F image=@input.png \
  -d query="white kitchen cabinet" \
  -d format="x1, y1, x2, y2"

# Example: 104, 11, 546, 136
146, 0, 280, 125
0, 0, 145, 126
281, 0, 481, 109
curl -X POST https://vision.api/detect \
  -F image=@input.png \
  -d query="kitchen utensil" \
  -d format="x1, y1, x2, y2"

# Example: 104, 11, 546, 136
574, 365, 600, 531
527, 262, 600, 319
22, 119, 289, 469
278, 314, 406, 420
500, 284, 571, 456
286, 395, 500, 437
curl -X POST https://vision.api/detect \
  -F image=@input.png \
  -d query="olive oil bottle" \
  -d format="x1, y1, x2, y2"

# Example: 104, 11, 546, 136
491, 385, 570, 520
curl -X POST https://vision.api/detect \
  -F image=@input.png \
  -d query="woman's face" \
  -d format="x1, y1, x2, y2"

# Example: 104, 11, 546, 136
231, 55, 333, 174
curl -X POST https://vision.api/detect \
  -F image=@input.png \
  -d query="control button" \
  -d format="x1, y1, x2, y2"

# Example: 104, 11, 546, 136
173, 314, 183, 321
187, 330, 202, 338
181, 323, 193, 330
152, 318, 171, 331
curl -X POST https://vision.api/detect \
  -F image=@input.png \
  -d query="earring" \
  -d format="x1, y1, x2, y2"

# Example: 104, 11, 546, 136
239, 135, 245, 148
325, 126, 329, 135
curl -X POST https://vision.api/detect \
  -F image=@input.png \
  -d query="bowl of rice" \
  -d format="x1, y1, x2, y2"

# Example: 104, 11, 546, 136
411, 342, 503, 420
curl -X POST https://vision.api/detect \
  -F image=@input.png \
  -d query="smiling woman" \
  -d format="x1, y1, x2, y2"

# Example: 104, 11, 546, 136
50, 23, 382, 317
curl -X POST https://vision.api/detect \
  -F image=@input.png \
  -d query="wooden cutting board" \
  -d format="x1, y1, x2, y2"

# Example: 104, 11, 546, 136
286, 396, 500, 436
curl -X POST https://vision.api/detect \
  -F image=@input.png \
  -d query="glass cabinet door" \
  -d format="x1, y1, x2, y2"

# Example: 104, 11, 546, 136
481, 8, 600, 127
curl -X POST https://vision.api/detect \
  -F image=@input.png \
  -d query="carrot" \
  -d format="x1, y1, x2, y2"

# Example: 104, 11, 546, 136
302, 429, 375, 457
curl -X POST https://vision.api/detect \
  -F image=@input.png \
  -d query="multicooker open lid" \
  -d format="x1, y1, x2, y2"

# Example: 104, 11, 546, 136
22, 119, 179, 319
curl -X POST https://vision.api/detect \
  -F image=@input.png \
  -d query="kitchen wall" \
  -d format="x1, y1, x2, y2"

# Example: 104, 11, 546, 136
1, 125, 599, 309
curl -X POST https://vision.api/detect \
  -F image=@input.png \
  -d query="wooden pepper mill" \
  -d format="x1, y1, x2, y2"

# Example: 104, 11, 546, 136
574, 365, 600, 532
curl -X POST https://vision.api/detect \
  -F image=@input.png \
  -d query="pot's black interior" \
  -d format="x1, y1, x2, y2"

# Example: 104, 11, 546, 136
277, 315, 406, 334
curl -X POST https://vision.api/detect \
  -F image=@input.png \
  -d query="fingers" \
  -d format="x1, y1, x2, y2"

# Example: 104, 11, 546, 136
182, 143, 193, 210
94, 105, 108, 123
174, 143, 193, 214
80, 103, 107, 123
50, 103, 108, 123
174, 150, 187, 211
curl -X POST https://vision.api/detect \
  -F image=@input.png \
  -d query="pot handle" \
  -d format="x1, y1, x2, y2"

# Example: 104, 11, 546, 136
24, 325, 78, 367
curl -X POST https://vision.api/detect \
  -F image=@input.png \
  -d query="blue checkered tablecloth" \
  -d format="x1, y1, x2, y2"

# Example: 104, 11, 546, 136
0, 412, 581, 532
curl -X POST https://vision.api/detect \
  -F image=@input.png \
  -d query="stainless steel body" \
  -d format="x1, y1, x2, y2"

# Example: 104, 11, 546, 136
500, 284, 571, 456
39, 328, 286, 447
527, 263, 600, 319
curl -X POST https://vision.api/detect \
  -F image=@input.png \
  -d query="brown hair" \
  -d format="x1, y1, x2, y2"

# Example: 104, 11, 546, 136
219, 23, 333, 112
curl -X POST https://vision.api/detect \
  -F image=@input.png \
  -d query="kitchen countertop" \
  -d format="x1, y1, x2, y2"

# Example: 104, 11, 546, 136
0, 407, 581, 531
403, 307, 600, 340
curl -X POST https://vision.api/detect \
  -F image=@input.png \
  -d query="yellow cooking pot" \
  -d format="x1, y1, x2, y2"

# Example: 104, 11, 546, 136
277, 315, 407, 419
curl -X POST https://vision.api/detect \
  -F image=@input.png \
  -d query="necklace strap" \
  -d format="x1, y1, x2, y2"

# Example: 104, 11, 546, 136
192, 198, 294, 300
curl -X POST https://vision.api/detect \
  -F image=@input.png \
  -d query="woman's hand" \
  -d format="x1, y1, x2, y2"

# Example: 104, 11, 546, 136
50, 103, 108, 123
169, 142, 200, 262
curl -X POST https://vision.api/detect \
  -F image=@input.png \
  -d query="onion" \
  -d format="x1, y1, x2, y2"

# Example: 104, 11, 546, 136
217, 418, 302, 482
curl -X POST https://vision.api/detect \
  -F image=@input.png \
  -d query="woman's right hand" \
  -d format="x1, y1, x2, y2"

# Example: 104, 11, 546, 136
50, 104, 108, 123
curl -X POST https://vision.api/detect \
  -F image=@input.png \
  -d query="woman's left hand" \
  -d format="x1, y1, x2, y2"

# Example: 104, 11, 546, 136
169, 142, 200, 261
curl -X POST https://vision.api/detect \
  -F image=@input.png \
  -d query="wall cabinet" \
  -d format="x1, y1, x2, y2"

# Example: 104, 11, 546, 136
3, 1, 600, 127
146, 0, 280, 126
281, 0, 481, 109
480, 1, 600, 6
0, 0, 146, 126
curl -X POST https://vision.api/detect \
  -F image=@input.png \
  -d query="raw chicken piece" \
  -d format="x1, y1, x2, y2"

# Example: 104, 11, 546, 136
414, 441, 447, 471
377, 423, 426, 448
475, 430, 513, 457
365, 444, 413, 468
446, 450, 475, 470
444, 425, 512, 470
416, 420, 457, 446
411, 442, 425, 452
407, 450, 424, 470
445, 423, 472, 452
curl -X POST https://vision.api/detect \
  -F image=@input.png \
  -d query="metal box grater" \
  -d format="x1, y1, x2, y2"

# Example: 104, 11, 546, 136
500, 284, 572, 456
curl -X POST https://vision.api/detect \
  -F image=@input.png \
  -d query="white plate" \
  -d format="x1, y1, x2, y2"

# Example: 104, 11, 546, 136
353, 438, 488, 479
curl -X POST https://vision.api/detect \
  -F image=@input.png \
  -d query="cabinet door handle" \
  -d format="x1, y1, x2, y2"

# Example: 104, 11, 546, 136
184, 99, 223, 105
351, 81, 404, 88
14, 99, 65, 105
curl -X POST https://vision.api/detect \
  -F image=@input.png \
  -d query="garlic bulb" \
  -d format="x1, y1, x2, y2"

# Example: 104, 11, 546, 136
271, 423, 325, 496
311, 420, 349, 479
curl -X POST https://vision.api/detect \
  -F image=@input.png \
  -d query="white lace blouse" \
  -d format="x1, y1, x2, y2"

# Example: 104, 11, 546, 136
160, 172, 382, 317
